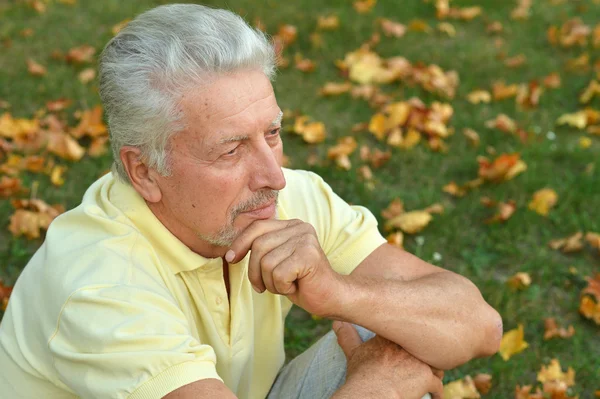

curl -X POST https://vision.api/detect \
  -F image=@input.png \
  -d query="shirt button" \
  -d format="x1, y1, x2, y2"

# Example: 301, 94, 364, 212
215, 296, 222, 306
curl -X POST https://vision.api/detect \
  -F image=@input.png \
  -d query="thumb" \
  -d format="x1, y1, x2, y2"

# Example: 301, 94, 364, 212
333, 321, 362, 360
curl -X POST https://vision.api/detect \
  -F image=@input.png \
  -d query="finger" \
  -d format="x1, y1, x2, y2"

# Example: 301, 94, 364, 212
260, 244, 297, 294
333, 321, 362, 360
427, 374, 444, 399
226, 219, 303, 264
247, 223, 309, 292
431, 368, 444, 380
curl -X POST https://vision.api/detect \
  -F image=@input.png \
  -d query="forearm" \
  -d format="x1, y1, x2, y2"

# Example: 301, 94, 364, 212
334, 271, 502, 370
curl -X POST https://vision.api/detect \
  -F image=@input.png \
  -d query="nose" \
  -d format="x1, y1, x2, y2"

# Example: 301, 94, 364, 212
249, 141, 286, 192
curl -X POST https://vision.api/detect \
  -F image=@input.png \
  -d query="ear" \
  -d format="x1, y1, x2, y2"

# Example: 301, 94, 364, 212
120, 146, 162, 203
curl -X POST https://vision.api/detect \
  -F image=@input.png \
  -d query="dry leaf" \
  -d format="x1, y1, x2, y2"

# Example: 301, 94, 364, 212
385, 210, 432, 234
486, 21, 504, 34
317, 15, 339, 30
319, 82, 352, 96
478, 153, 527, 182
294, 54, 316, 73
507, 272, 531, 290
46, 98, 72, 112
0, 176, 26, 197
408, 19, 433, 33
423, 203, 444, 214
0, 280, 13, 311
557, 111, 587, 129
580, 80, 600, 104
499, 324, 529, 361
473, 374, 492, 395
379, 19, 406, 38
492, 82, 519, 100
467, 90, 491, 104
88, 136, 109, 158
46, 132, 86, 161
437, 22, 456, 37
443, 375, 480, 399
78, 68, 96, 84
528, 188, 558, 216
27, 58, 47, 76
485, 114, 517, 133
543, 72, 561, 88
353, 0, 376, 13
381, 198, 405, 220
549, 232, 584, 253
293, 116, 326, 144
50, 165, 67, 186
505, 54, 527, 68
463, 128, 480, 147
443, 181, 467, 197
543, 318, 575, 340
9, 199, 64, 239
579, 136, 592, 148
537, 359, 575, 387
386, 232, 404, 249
70, 106, 107, 138
66, 45, 96, 64
111, 18, 131, 35
586, 232, 600, 250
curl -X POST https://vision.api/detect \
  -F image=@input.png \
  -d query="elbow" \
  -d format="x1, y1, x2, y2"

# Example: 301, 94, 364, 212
478, 306, 503, 357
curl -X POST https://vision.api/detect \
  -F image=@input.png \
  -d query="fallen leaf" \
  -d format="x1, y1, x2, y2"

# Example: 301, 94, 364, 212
0, 280, 13, 311
511, 0, 532, 20
437, 22, 456, 37
543, 318, 575, 340
70, 106, 107, 138
485, 114, 517, 134
537, 359, 575, 387
473, 374, 492, 395
9, 199, 64, 239
0, 176, 26, 197
30, 0, 46, 13
549, 232, 584, 253
66, 44, 96, 64
294, 53, 316, 73
499, 324, 529, 361
385, 210, 432, 234
88, 136, 109, 158
381, 198, 405, 220
317, 15, 339, 30
111, 18, 131, 35
78, 68, 96, 84
463, 128, 480, 147
580, 80, 600, 103
46, 131, 86, 161
386, 232, 404, 249
50, 165, 67, 186
492, 81, 519, 100
443, 181, 467, 197
486, 21, 503, 34
543, 72, 561, 88
467, 90, 491, 104
586, 232, 600, 250
507, 272, 531, 290
505, 54, 527, 68
478, 153, 527, 182
579, 136, 592, 148
379, 19, 406, 38
319, 82, 352, 96
515, 385, 543, 399
557, 110, 588, 129
528, 188, 558, 216
408, 19, 433, 33
27, 58, 47, 76
293, 116, 326, 144
423, 203, 444, 214
353, 0, 376, 13
565, 52, 590, 71
443, 375, 480, 399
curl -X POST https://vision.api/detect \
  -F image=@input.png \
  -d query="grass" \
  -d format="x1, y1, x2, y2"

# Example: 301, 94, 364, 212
1, 0, 600, 396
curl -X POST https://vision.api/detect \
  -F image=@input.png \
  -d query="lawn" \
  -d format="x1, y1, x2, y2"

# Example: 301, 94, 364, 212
1, 0, 599, 397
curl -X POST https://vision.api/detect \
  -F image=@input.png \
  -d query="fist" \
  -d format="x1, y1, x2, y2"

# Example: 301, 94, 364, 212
226, 219, 345, 318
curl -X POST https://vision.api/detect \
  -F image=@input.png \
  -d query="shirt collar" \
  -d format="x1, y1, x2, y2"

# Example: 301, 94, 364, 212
107, 173, 220, 274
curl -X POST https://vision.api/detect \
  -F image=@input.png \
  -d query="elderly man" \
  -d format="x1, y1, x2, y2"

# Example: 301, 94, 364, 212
0, 4, 502, 399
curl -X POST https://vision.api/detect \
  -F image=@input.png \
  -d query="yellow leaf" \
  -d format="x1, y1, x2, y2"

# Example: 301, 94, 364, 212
408, 19, 432, 33
46, 132, 86, 161
507, 272, 531, 290
381, 198, 405, 220
443, 181, 467, 197
463, 128, 480, 147
579, 136, 592, 148
379, 18, 406, 38
319, 82, 352, 96
386, 232, 404, 249
537, 359, 575, 387
302, 122, 326, 144
443, 376, 480, 399
467, 90, 491, 104
327, 137, 357, 158
499, 324, 529, 361
549, 232, 584, 253
353, 0, 376, 13
437, 22, 456, 37
317, 15, 340, 31
385, 210, 432, 234
557, 111, 588, 129
580, 80, 600, 103
586, 232, 600, 250
112, 18, 131, 36
368, 113, 388, 140
385, 102, 411, 130
399, 128, 421, 149
528, 188, 558, 216
50, 165, 67, 187
78, 68, 96, 84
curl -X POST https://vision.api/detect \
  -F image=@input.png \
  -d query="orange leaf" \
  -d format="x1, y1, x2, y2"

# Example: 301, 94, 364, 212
385, 211, 432, 234
549, 232, 584, 253
473, 374, 492, 395
353, 0, 376, 13
381, 198, 405, 220
543, 72, 561, 89
46, 132, 86, 161
443, 181, 467, 197
0, 176, 26, 198
0, 280, 13, 311
46, 98, 72, 112
504, 54, 527, 68
478, 153, 527, 182
66, 44, 96, 64
543, 318, 575, 340
70, 106, 107, 138
78, 68, 96, 84
27, 58, 47, 76
386, 232, 404, 249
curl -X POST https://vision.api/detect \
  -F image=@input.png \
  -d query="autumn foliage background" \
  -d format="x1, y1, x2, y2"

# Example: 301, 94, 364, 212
1, 0, 600, 397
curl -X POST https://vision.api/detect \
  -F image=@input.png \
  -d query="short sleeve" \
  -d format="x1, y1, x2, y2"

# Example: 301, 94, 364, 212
281, 170, 387, 275
48, 284, 222, 399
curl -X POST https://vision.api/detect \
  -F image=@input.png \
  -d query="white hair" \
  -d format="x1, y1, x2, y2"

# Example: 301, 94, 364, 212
98, 4, 276, 183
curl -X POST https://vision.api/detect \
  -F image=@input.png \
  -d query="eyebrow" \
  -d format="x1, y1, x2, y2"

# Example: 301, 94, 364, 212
216, 111, 284, 146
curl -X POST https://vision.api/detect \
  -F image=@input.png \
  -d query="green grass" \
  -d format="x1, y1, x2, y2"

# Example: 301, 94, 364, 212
1, 0, 599, 396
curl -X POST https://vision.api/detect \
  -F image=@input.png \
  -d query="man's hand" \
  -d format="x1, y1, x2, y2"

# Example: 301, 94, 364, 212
332, 321, 444, 399
226, 219, 345, 318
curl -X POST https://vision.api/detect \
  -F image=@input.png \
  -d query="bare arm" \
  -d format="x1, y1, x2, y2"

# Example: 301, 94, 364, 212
334, 243, 503, 370
162, 379, 237, 399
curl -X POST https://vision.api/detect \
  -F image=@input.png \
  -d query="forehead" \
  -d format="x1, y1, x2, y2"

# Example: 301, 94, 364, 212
179, 69, 278, 139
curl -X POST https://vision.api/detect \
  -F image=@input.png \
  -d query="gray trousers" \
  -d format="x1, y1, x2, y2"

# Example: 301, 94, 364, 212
267, 325, 432, 399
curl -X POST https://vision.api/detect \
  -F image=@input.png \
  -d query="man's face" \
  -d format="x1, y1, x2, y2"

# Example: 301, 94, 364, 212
151, 69, 286, 254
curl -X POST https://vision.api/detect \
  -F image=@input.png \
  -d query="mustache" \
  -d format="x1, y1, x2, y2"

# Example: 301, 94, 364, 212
232, 190, 279, 217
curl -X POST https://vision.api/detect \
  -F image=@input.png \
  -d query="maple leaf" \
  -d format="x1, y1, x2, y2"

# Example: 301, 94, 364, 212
385, 210, 432, 234
507, 272, 531, 290
467, 90, 491, 104
27, 58, 47, 76
478, 153, 527, 182
66, 44, 96, 64
499, 324, 529, 361
537, 359, 575, 388
46, 131, 85, 161
443, 375, 480, 399
586, 232, 600, 251
580, 80, 600, 104
294, 54, 316, 73
549, 232, 584, 253
9, 199, 64, 239
0, 176, 26, 198
485, 114, 517, 134
528, 188, 558, 216
543, 318, 575, 340
381, 198, 404, 220
473, 374, 492, 395
293, 116, 326, 144
492, 81, 519, 100
317, 15, 339, 31
515, 385, 543, 399
70, 106, 107, 138
485, 200, 516, 224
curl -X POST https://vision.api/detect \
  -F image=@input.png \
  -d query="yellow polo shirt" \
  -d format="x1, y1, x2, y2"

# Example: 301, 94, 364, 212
0, 168, 386, 399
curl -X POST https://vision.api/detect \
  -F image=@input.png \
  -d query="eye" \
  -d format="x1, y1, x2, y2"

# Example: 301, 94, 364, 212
267, 127, 281, 137
224, 146, 238, 156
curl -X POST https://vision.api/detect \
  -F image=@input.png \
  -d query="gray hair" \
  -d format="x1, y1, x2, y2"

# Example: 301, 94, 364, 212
98, 4, 276, 184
